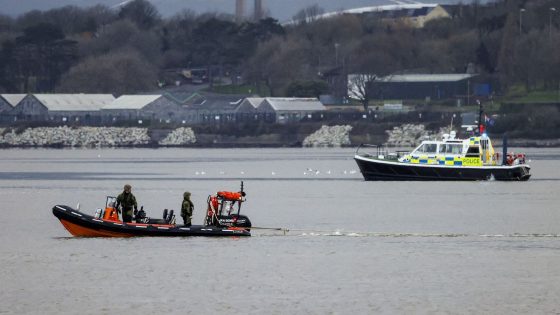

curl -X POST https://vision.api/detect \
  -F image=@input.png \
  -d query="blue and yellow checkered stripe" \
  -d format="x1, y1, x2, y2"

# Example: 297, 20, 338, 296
437, 156, 463, 166
407, 155, 483, 166
410, 155, 438, 164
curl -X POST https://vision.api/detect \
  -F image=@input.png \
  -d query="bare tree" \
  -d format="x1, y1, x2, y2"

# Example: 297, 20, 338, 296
346, 36, 394, 111
497, 12, 518, 90
87, 4, 118, 28
0, 14, 14, 32
13, 5, 115, 36
447, 31, 479, 72
513, 30, 550, 92
245, 36, 314, 96
57, 50, 158, 95
540, 31, 560, 90
292, 4, 325, 25
80, 19, 161, 64
347, 74, 377, 111
118, 0, 161, 30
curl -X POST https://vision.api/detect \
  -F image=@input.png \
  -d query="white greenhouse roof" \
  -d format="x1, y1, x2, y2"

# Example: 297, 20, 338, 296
34, 94, 115, 111
244, 97, 265, 108
336, 3, 438, 15
265, 98, 326, 111
376, 74, 476, 83
1, 94, 26, 106
103, 95, 162, 110
286, 3, 440, 23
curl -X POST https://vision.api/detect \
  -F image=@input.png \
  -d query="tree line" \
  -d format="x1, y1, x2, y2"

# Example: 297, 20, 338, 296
0, 0, 559, 99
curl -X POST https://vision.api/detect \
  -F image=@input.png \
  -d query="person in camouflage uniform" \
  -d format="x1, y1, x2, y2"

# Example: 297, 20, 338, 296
116, 184, 137, 223
181, 191, 194, 226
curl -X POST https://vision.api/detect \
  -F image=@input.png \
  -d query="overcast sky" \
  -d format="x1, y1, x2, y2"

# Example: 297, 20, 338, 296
0, 0, 490, 22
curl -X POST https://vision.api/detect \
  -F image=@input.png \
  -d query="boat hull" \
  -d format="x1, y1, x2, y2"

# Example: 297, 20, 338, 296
354, 155, 531, 181
52, 205, 250, 237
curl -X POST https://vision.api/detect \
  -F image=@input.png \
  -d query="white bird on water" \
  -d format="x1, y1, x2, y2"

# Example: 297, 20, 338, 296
271, 171, 276, 176
306, 168, 320, 175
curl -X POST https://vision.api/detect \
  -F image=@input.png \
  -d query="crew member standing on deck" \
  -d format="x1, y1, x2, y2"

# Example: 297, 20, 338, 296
181, 191, 194, 226
116, 184, 138, 223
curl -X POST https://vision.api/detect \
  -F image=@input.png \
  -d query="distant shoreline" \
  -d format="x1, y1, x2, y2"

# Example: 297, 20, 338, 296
1, 125, 559, 148
1, 139, 559, 149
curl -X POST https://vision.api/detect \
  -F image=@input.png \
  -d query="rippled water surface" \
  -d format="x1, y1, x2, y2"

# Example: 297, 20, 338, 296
1, 147, 559, 314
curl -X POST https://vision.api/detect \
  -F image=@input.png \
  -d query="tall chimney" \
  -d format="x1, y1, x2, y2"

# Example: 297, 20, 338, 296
236, 0, 245, 22
254, 0, 263, 21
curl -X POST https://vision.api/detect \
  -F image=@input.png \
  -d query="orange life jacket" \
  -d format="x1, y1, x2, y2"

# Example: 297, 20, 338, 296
103, 207, 120, 221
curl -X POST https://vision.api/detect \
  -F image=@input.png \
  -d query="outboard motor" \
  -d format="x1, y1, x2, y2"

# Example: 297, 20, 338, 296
135, 206, 147, 223
217, 214, 252, 229
166, 210, 175, 224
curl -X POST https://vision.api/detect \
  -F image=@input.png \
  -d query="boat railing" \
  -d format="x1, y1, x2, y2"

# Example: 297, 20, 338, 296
356, 144, 410, 161
395, 150, 411, 158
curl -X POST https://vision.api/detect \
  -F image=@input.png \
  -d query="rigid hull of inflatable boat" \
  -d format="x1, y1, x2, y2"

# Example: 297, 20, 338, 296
52, 205, 250, 237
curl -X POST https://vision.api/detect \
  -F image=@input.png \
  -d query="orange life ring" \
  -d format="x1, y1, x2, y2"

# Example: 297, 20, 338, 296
217, 191, 242, 201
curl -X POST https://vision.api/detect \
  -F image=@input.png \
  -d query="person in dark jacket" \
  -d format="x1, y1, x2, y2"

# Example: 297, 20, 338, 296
116, 184, 137, 223
181, 191, 194, 226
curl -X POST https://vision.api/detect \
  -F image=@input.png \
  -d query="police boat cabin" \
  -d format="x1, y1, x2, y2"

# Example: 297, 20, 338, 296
354, 131, 531, 181
404, 131, 495, 167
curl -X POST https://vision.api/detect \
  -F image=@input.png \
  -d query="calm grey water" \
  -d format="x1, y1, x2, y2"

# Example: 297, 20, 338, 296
0, 147, 559, 314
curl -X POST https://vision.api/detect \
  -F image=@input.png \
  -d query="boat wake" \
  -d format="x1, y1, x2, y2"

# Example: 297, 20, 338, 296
252, 228, 560, 238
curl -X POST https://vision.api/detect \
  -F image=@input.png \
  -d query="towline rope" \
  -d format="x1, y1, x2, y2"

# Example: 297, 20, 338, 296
249, 226, 290, 235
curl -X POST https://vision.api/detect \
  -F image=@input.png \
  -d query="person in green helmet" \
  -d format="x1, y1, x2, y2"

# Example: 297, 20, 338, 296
116, 184, 137, 223
181, 191, 194, 226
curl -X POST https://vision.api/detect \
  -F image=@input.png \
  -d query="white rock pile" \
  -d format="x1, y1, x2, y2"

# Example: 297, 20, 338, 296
385, 124, 453, 147
303, 125, 353, 147
385, 124, 430, 147
158, 127, 197, 145
0, 126, 151, 147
